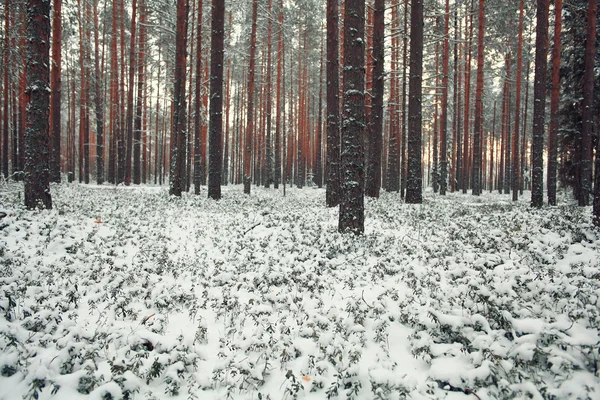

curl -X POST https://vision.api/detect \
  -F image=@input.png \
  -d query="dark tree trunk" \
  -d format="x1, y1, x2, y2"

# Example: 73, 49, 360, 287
274, 0, 283, 189
24, 0, 52, 209
547, 0, 562, 205
365, 0, 384, 198
512, 0, 524, 201
2, 0, 10, 179
243, 0, 258, 195
133, 0, 146, 184
315, 40, 324, 188
580, 0, 596, 207
472, 0, 484, 196
439, 0, 450, 195
406, 0, 423, 204
326, 0, 341, 206
193, 0, 203, 194
169, 0, 189, 196
124, 0, 138, 185
93, 0, 104, 184
531, 0, 549, 208
386, 0, 399, 193
108, 0, 119, 184
338, 0, 365, 234
208, 0, 224, 200
49, 0, 62, 182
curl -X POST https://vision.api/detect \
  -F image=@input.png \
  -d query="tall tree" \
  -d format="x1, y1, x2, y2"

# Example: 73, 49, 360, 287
547, 0, 562, 205
193, 0, 203, 194
208, 0, 225, 200
2, 0, 10, 178
274, 0, 284, 189
93, 0, 104, 184
512, 0, 524, 201
472, 0, 484, 196
439, 0, 450, 195
133, 0, 146, 184
531, 0, 549, 208
326, 0, 341, 207
339, 0, 365, 234
264, 0, 273, 188
406, 0, 423, 204
243, 0, 258, 195
169, 0, 189, 196
49, 0, 62, 182
24, 0, 52, 209
579, 0, 596, 207
365, 0, 384, 198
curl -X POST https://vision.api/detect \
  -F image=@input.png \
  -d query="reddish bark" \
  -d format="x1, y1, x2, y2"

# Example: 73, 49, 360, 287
472, 0, 484, 196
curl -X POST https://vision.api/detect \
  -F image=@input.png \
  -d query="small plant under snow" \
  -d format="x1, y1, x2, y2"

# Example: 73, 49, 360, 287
0, 183, 598, 399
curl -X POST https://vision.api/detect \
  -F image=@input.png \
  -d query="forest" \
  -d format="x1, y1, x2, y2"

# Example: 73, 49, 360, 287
0, 0, 599, 399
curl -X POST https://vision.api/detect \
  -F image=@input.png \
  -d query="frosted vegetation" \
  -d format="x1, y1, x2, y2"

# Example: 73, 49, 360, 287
0, 183, 599, 399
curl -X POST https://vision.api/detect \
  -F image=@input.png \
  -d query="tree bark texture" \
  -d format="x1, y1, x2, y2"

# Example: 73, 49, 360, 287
326, 0, 341, 206
25, 0, 52, 209
338, 0, 365, 234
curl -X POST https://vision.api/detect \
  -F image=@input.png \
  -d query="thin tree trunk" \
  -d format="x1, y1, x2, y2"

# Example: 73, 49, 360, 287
49, 0, 62, 182
133, 0, 146, 184
326, 0, 341, 206
124, 0, 138, 185
582, 0, 596, 208
243, 0, 258, 194
93, 0, 104, 184
439, 0, 450, 195
511, 0, 524, 201
274, 1, 284, 189
406, 0, 423, 204
169, 0, 189, 196
207, 0, 224, 200
531, 0, 549, 208
365, 0, 384, 198
193, 0, 203, 194
472, 0, 484, 196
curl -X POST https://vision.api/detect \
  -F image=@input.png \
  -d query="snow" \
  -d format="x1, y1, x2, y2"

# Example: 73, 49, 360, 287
0, 183, 599, 399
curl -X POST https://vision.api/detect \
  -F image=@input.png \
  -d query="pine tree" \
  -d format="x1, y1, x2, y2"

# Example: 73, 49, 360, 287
531, 0, 549, 208
24, 0, 52, 209
326, 0, 341, 207
208, 0, 225, 200
339, 0, 365, 234
406, 0, 423, 204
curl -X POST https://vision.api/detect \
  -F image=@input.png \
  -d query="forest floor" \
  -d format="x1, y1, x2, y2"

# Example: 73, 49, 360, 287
0, 182, 599, 400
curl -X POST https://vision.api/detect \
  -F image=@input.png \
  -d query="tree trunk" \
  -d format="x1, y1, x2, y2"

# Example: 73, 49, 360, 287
580, 0, 596, 207
133, 0, 146, 184
124, 0, 138, 185
49, 0, 62, 182
439, 0, 450, 195
365, 0, 384, 198
207, 0, 224, 200
24, 0, 52, 209
531, 0, 549, 208
406, 0, 423, 204
472, 0, 484, 196
386, 0, 399, 192
93, 0, 104, 184
512, 0, 524, 201
169, 0, 189, 196
274, 1, 284, 189
243, 0, 258, 194
2, 0, 10, 179
326, 0, 341, 206
339, 0, 365, 234
547, 0, 561, 205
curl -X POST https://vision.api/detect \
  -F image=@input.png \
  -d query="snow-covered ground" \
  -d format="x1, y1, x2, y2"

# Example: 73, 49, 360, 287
0, 183, 598, 400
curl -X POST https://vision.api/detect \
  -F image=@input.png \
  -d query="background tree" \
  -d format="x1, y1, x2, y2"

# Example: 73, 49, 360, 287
49, 0, 61, 182
547, 0, 561, 205
24, 0, 52, 209
169, 0, 189, 196
208, 0, 225, 200
531, 0, 549, 208
326, 0, 340, 207
365, 0, 384, 198
243, 0, 258, 195
406, 0, 423, 204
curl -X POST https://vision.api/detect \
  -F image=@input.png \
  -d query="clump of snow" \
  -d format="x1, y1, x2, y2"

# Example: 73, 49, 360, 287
0, 183, 598, 399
